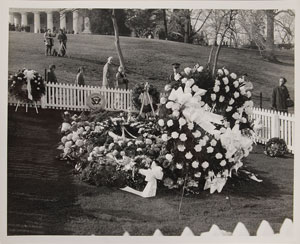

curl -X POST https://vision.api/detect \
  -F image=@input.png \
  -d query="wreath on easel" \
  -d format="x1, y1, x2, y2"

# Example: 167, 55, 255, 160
8, 69, 46, 103
132, 83, 160, 113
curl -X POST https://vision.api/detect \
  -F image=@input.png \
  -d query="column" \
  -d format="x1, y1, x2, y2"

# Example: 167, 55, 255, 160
9, 13, 14, 24
21, 12, 28, 26
47, 11, 53, 31
34, 12, 41, 33
60, 12, 66, 30
14, 14, 21, 26
72, 9, 79, 34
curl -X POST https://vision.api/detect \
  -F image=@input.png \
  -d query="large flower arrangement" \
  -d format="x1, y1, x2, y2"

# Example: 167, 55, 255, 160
58, 111, 163, 190
57, 64, 258, 195
8, 69, 46, 102
157, 64, 256, 193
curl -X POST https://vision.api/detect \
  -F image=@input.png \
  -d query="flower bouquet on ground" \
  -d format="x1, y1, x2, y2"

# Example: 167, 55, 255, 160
264, 137, 287, 157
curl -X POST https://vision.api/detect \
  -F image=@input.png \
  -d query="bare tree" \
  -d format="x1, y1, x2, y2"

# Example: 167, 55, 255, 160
112, 9, 125, 69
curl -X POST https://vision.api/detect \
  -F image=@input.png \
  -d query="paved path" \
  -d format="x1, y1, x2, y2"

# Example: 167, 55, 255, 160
7, 107, 87, 235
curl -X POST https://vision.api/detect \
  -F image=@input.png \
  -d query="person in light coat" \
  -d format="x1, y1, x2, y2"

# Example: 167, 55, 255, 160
102, 56, 114, 88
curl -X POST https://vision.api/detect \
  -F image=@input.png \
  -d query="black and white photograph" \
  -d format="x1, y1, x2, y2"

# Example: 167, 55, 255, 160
0, 0, 299, 243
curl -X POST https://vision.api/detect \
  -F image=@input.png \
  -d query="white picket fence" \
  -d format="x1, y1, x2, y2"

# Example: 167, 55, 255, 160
122, 218, 293, 237
8, 82, 295, 152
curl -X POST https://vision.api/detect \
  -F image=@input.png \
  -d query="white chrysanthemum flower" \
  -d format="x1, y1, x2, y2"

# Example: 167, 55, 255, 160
76, 139, 84, 147
199, 139, 206, 146
219, 95, 225, 103
203, 135, 209, 141
188, 122, 194, 130
213, 85, 220, 93
240, 87, 246, 95
230, 73, 237, 79
179, 117, 187, 127
166, 101, 174, 109
185, 152, 193, 159
245, 107, 253, 115
176, 163, 183, 169
201, 161, 209, 169
220, 160, 227, 166
178, 144, 186, 152
194, 172, 201, 178
167, 120, 174, 127
226, 106, 233, 112
166, 154, 173, 161
197, 66, 204, 72
232, 112, 240, 120
207, 146, 214, 153
229, 98, 235, 105
165, 84, 172, 91
234, 91, 240, 98
215, 79, 221, 86
222, 77, 229, 85
61, 136, 67, 144
233, 80, 239, 88
65, 141, 73, 148
247, 91, 252, 98
158, 119, 165, 127
184, 67, 192, 76
172, 102, 181, 111
192, 130, 201, 138
174, 73, 181, 81
192, 161, 199, 168
160, 97, 167, 104
217, 69, 223, 76
215, 153, 223, 159
161, 134, 169, 141
225, 85, 230, 93
179, 133, 187, 142
211, 93, 217, 101
194, 144, 202, 152
224, 69, 229, 75
210, 139, 217, 146
85, 126, 90, 131
172, 110, 180, 118
171, 131, 179, 139
181, 78, 188, 84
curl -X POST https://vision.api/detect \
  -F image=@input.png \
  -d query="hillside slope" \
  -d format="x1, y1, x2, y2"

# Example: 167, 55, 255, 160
8, 32, 294, 109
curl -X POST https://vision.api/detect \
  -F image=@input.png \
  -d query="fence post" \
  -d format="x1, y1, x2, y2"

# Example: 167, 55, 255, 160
271, 111, 280, 138
260, 92, 262, 109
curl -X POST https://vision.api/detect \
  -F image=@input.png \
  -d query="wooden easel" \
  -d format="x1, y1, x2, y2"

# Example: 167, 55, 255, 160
15, 100, 39, 114
138, 82, 156, 118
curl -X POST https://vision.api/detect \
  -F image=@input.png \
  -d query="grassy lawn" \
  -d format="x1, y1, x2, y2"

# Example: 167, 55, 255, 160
8, 107, 293, 236
8, 32, 294, 111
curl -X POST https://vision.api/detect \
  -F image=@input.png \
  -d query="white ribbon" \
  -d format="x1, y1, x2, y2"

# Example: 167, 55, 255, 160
23, 69, 34, 101
121, 162, 163, 198
168, 86, 223, 134
203, 171, 227, 194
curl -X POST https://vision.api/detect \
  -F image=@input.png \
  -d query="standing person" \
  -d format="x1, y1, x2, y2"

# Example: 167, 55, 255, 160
168, 63, 181, 83
116, 66, 129, 90
44, 29, 55, 56
102, 56, 114, 88
271, 77, 291, 113
75, 67, 85, 86
57, 29, 67, 57
47, 64, 58, 84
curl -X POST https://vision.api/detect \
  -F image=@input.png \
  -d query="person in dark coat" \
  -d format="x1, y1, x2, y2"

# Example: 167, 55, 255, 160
168, 63, 181, 83
116, 66, 128, 90
271, 77, 291, 112
75, 67, 85, 86
44, 29, 55, 56
57, 29, 67, 57
47, 64, 58, 83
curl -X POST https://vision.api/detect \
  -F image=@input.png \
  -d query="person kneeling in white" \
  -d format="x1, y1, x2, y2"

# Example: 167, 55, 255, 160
121, 162, 163, 198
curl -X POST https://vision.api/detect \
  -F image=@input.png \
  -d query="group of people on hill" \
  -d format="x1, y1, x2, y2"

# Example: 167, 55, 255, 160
44, 29, 67, 57
46, 56, 128, 90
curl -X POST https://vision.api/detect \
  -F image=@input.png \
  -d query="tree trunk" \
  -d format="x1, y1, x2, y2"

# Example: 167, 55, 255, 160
184, 11, 190, 43
265, 10, 277, 61
112, 9, 125, 69
162, 9, 168, 40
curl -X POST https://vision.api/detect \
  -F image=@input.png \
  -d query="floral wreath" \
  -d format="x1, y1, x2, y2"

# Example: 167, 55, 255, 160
132, 83, 160, 113
9, 69, 46, 102
264, 137, 287, 157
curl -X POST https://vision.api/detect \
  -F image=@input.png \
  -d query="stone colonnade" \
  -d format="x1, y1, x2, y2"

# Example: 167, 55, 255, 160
9, 9, 91, 34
